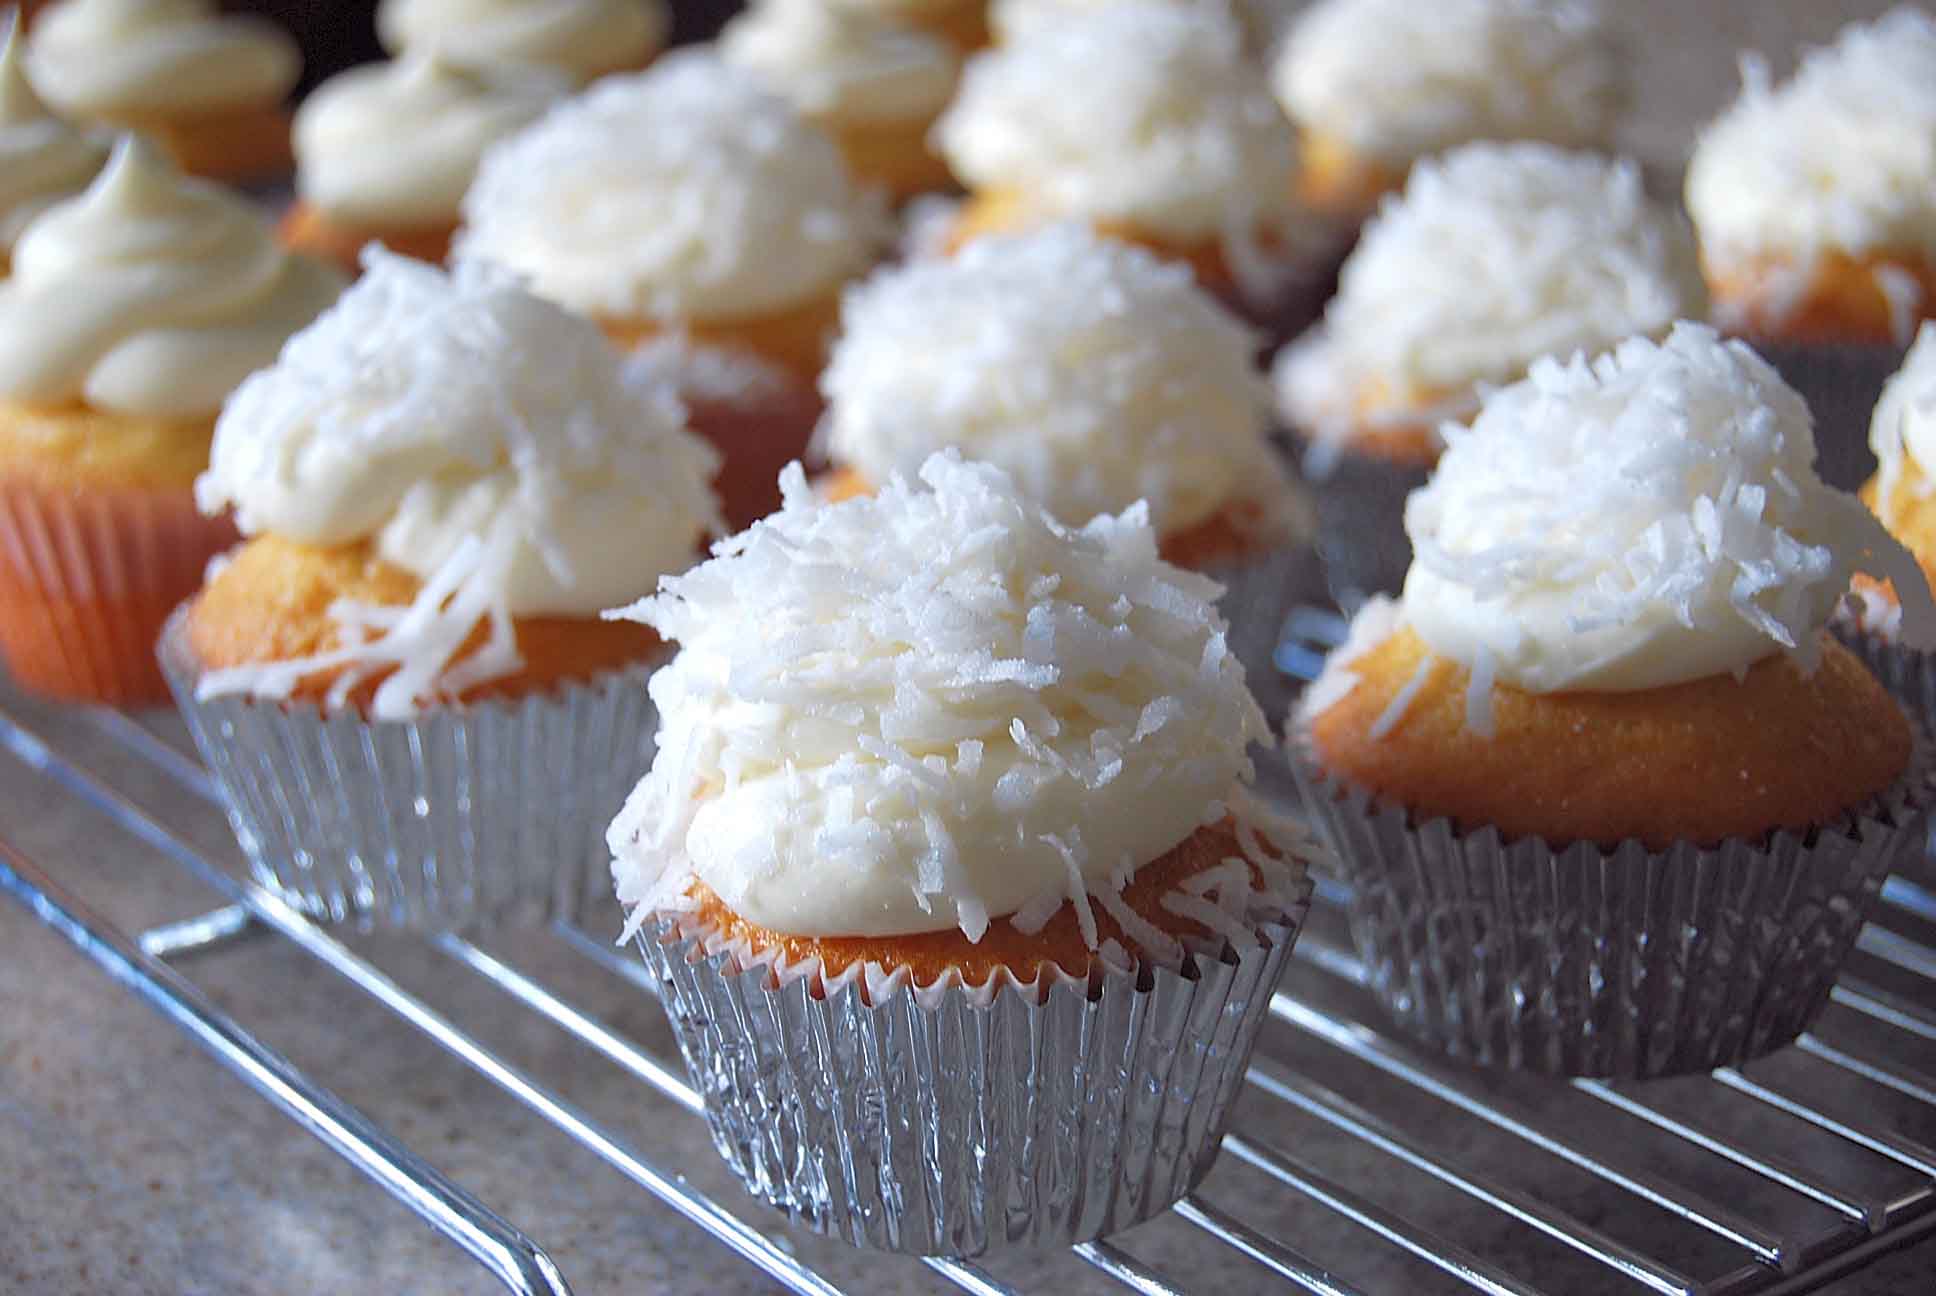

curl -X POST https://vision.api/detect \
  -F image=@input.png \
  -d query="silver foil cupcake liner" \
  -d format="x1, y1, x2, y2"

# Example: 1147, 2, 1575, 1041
1750, 339, 1907, 492
637, 881, 1310, 1256
158, 607, 657, 932
1290, 734, 1934, 1078
1832, 616, 1936, 891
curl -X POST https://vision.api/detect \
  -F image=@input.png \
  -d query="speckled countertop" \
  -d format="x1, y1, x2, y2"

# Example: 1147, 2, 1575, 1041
6, 3, 1936, 1294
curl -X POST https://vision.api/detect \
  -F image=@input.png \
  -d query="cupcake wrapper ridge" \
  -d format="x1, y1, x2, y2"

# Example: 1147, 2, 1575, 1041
1290, 729, 1935, 1079
1832, 618, 1936, 890
637, 882, 1310, 1256
159, 607, 657, 932
0, 480, 237, 705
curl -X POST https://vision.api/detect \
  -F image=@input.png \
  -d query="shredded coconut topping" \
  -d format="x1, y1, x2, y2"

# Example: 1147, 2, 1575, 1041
1275, 143, 1705, 438
1686, 8, 1936, 268
196, 251, 721, 717
1869, 322, 1936, 529
1401, 321, 1936, 700
819, 224, 1287, 536
1273, 0, 1621, 166
934, 2, 1296, 242
607, 451, 1269, 942
454, 51, 888, 324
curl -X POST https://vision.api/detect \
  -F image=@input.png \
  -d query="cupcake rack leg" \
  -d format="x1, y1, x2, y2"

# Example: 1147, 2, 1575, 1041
5, 683, 1936, 1293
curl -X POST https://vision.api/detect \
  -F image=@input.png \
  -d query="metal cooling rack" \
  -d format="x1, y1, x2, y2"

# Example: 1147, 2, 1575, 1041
4, 612, 1936, 1295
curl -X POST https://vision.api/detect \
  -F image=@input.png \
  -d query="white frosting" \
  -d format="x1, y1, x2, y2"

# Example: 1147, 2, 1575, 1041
1400, 322, 1935, 699
821, 224, 1285, 535
454, 53, 886, 324
1275, 143, 1705, 435
993, 0, 1283, 48
376, 0, 669, 83
720, 0, 959, 128
1273, 0, 1621, 166
0, 14, 108, 254
294, 54, 566, 230
0, 137, 342, 419
197, 252, 721, 717
27, 0, 299, 119
934, 2, 1296, 241
1686, 8, 1936, 267
607, 451, 1268, 940
1870, 321, 1936, 527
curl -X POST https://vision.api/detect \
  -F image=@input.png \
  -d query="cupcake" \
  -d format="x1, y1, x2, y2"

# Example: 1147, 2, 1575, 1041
933, 2, 1322, 335
1293, 322, 1935, 1078
991, 0, 1283, 51
375, 0, 670, 85
1276, 143, 1704, 602
1271, 0, 1623, 223
613, 450, 1317, 1253
818, 224, 1311, 736
23, 0, 300, 185
0, 11, 107, 275
280, 54, 566, 276
719, 0, 961, 203
0, 137, 341, 704
455, 52, 888, 531
1686, 9, 1936, 350
826, 0, 989, 51
164, 251, 721, 931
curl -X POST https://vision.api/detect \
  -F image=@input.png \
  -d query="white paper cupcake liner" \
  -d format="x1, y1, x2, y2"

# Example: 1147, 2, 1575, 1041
1290, 732, 1934, 1078
1750, 340, 1907, 492
636, 872, 1311, 1256
158, 607, 657, 932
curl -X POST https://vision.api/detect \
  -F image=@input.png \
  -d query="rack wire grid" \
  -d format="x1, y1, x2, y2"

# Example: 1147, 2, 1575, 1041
4, 605, 1936, 1295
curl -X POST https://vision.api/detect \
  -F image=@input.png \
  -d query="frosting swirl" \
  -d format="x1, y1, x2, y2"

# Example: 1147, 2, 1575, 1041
0, 137, 342, 419
1400, 323, 1931, 698
0, 15, 108, 255
295, 54, 567, 230
26, 0, 299, 120
1273, 0, 1622, 167
1870, 322, 1936, 521
934, 2, 1296, 241
821, 224, 1285, 534
607, 451, 1267, 939
376, 0, 669, 83
197, 252, 721, 715
455, 52, 885, 324
720, 0, 959, 128
1275, 143, 1705, 432
1685, 8, 1936, 266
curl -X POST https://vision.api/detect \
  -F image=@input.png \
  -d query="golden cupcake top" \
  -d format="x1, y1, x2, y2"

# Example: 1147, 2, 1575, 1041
376, 0, 669, 83
934, 2, 1295, 243
820, 224, 1287, 535
1272, 0, 1621, 169
1275, 142, 1705, 444
607, 451, 1270, 942
454, 51, 887, 325
26, 0, 300, 120
1686, 9, 1936, 273
0, 13, 107, 256
0, 137, 342, 420
294, 53, 567, 230
719, 0, 960, 129
1305, 323, 1932, 734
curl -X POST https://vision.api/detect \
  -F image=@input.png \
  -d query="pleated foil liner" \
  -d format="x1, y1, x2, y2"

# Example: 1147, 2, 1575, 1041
1290, 734, 1935, 1079
638, 893, 1310, 1256
1750, 339, 1906, 492
157, 607, 656, 932
1832, 619, 1936, 891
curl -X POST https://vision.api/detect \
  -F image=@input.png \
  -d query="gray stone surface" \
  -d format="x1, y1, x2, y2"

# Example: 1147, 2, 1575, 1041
7, 2, 1936, 1293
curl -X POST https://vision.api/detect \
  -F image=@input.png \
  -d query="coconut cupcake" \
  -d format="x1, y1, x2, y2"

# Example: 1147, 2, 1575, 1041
1272, 0, 1622, 223
991, 0, 1281, 49
720, 0, 960, 203
24, 0, 299, 184
376, 0, 669, 85
1293, 323, 1935, 1078
280, 54, 566, 276
933, 2, 1321, 334
819, 224, 1310, 732
0, 12, 107, 275
164, 251, 720, 930
0, 137, 341, 705
614, 450, 1316, 1253
456, 52, 887, 530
